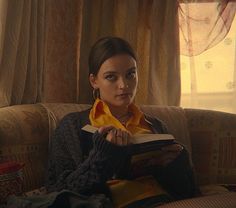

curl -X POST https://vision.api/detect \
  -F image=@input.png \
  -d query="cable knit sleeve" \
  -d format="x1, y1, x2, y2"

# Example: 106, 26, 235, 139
152, 148, 199, 200
149, 117, 200, 200
45, 113, 127, 197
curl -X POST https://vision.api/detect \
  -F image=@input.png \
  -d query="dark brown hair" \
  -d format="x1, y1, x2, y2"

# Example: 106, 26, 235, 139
88, 37, 136, 76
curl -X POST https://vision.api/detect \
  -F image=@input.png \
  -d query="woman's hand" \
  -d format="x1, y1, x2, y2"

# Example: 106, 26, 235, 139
98, 126, 132, 146
149, 143, 184, 167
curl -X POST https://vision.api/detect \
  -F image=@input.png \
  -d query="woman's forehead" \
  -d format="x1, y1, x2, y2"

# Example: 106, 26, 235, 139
99, 54, 136, 72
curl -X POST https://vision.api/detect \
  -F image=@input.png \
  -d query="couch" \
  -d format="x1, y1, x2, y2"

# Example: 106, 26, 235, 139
0, 103, 236, 206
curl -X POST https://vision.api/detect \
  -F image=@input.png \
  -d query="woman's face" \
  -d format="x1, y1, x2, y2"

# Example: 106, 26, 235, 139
90, 54, 138, 109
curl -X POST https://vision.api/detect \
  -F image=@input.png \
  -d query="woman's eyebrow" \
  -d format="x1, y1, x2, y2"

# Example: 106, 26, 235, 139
103, 70, 117, 75
103, 67, 137, 75
127, 67, 137, 71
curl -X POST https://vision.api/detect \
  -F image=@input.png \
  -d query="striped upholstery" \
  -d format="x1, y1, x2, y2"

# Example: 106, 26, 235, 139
0, 103, 236, 201
0, 103, 90, 192
185, 109, 236, 185
159, 192, 236, 208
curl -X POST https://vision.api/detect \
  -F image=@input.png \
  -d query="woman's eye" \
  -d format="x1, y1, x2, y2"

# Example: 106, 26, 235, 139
105, 74, 116, 81
127, 71, 136, 79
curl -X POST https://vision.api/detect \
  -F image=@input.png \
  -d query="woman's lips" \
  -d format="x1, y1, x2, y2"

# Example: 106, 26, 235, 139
116, 93, 131, 98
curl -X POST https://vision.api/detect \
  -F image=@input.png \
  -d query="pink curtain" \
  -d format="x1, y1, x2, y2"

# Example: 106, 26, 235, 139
179, 0, 236, 56
179, 0, 236, 114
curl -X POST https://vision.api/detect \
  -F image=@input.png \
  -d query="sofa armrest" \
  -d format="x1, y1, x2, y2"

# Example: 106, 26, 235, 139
0, 104, 49, 192
185, 108, 236, 185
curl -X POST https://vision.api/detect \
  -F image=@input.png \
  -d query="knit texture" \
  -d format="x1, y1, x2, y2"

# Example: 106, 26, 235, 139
45, 109, 199, 200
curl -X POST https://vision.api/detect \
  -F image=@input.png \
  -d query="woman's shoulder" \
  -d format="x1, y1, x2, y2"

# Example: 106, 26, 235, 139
59, 108, 91, 128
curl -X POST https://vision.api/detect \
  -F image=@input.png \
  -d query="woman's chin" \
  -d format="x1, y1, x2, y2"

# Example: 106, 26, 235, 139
115, 98, 133, 107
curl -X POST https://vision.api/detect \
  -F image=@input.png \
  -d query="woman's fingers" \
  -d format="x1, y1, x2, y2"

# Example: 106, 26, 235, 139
105, 128, 131, 146
157, 152, 179, 166
98, 125, 115, 134
126, 131, 133, 145
148, 145, 183, 166
122, 130, 130, 145
149, 153, 176, 167
121, 130, 132, 145
116, 129, 123, 146
161, 144, 183, 152
115, 129, 129, 146
158, 144, 183, 166
106, 128, 116, 143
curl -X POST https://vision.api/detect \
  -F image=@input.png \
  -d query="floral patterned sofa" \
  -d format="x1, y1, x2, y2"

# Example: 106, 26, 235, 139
0, 103, 236, 206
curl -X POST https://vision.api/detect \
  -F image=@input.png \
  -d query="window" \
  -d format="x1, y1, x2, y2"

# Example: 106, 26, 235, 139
180, 3, 236, 114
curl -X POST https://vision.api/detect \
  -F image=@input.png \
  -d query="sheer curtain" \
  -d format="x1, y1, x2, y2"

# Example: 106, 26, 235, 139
179, 0, 236, 56
78, 0, 180, 106
0, 0, 45, 107
0, 0, 180, 107
179, 0, 236, 114
42, 0, 82, 103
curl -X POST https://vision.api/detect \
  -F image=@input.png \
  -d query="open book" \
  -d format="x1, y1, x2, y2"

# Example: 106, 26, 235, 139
82, 124, 175, 178
82, 124, 175, 153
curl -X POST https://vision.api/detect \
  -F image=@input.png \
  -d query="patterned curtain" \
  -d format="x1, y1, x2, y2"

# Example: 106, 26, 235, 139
0, 0, 45, 107
0, 0, 83, 106
42, 0, 83, 103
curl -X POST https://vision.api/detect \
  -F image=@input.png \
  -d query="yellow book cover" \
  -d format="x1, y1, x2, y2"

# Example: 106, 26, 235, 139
107, 175, 167, 208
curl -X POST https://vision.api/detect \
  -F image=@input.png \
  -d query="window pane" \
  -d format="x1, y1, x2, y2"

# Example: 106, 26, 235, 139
180, 12, 236, 113
180, 56, 192, 94
195, 20, 236, 93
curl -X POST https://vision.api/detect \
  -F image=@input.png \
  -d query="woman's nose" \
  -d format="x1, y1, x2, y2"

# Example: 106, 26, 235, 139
118, 78, 128, 89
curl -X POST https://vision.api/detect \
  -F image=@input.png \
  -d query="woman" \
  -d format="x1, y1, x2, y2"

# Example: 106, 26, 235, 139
46, 37, 199, 207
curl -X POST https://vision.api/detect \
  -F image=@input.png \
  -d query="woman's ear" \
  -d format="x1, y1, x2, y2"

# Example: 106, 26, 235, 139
89, 74, 98, 89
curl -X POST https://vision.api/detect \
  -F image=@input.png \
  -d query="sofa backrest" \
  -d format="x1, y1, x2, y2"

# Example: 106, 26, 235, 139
0, 103, 192, 191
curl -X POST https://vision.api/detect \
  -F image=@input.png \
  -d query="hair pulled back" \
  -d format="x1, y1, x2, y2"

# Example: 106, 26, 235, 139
88, 37, 136, 76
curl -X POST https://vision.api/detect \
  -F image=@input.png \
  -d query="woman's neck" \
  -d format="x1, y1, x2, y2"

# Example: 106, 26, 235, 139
108, 105, 129, 119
